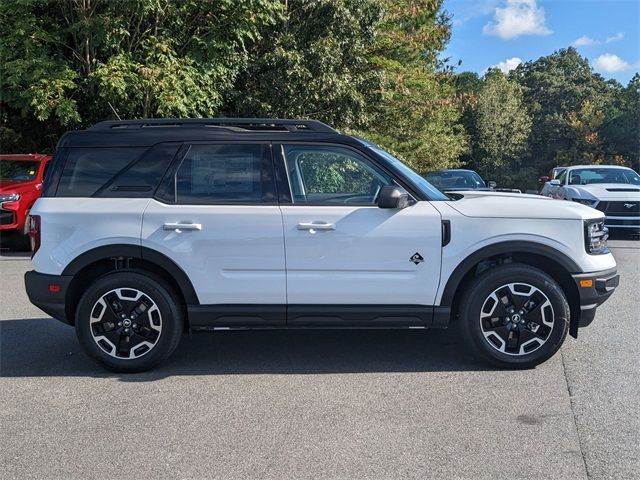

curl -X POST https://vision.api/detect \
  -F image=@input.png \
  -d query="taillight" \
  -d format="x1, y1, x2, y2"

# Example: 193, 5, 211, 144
27, 215, 41, 258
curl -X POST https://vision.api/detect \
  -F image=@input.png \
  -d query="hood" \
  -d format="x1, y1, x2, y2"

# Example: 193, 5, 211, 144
445, 190, 602, 220
442, 187, 492, 192
569, 183, 640, 201
0, 178, 38, 192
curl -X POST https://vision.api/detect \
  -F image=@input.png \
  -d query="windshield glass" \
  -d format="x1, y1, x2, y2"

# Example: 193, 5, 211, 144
365, 145, 448, 200
425, 170, 486, 190
568, 168, 640, 186
0, 160, 40, 182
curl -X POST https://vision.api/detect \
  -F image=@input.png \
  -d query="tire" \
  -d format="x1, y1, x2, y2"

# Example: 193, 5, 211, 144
13, 232, 31, 251
0, 231, 30, 251
459, 263, 569, 369
75, 271, 184, 372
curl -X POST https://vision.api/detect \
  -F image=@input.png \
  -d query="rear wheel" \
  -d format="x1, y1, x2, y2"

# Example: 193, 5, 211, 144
75, 271, 183, 372
459, 264, 569, 369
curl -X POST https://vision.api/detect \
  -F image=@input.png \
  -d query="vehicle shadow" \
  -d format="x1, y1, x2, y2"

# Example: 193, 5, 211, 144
0, 318, 497, 380
0, 251, 31, 258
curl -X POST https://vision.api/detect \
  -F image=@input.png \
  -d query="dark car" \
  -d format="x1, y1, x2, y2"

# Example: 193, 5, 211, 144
424, 169, 496, 193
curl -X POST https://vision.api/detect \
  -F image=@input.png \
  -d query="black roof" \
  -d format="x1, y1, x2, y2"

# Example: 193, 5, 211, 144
58, 118, 356, 148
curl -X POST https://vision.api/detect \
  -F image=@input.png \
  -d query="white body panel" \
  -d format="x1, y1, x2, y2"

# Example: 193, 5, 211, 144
32, 188, 616, 308
141, 200, 285, 305
445, 191, 603, 220
280, 202, 442, 305
565, 183, 640, 202
431, 201, 616, 304
30, 198, 149, 275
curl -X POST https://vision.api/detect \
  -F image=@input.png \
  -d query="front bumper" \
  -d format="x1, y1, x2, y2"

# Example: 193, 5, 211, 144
604, 215, 640, 229
0, 207, 19, 231
24, 270, 73, 325
0, 201, 26, 231
571, 267, 619, 335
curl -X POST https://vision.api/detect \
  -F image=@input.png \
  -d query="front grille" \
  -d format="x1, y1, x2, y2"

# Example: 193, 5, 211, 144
0, 209, 15, 225
605, 218, 640, 227
598, 201, 640, 217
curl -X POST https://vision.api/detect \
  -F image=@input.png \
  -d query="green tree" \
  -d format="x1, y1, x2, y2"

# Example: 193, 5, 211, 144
223, 0, 384, 129
358, 0, 468, 173
600, 74, 640, 171
0, 0, 281, 151
362, 68, 468, 172
509, 47, 612, 173
467, 69, 531, 187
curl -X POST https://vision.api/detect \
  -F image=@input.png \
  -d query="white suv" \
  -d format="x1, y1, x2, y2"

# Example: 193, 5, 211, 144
25, 119, 619, 372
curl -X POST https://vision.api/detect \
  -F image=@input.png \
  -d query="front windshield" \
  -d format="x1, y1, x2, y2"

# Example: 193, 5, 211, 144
365, 145, 448, 200
568, 168, 640, 186
0, 161, 40, 182
425, 170, 486, 190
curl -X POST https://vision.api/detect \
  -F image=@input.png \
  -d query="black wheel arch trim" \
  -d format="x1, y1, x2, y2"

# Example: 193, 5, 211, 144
440, 241, 582, 307
61, 244, 199, 305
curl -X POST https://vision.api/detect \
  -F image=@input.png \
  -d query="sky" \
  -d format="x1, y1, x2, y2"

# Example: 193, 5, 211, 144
442, 0, 640, 85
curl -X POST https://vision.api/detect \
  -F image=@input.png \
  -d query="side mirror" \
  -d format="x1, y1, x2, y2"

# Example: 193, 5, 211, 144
377, 185, 411, 209
549, 179, 561, 186
488, 181, 497, 189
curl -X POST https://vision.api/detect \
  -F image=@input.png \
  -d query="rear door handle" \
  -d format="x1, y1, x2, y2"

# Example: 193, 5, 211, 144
297, 221, 335, 231
163, 222, 202, 232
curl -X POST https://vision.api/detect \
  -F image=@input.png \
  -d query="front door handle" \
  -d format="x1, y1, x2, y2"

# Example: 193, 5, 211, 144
297, 221, 335, 232
163, 222, 202, 232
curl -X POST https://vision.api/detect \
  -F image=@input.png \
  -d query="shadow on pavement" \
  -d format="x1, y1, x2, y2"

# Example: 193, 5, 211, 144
0, 317, 496, 380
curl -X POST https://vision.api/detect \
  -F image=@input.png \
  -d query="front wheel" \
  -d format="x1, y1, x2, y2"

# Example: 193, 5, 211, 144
75, 271, 183, 372
459, 264, 569, 369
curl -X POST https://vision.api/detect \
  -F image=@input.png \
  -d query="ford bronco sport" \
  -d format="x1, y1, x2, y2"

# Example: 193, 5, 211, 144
24, 119, 619, 372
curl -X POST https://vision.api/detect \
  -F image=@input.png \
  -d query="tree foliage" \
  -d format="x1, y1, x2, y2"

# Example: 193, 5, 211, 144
465, 69, 531, 186
357, 0, 468, 173
1, 2, 638, 184
509, 48, 613, 173
1, 0, 282, 149
224, 0, 384, 128
457, 48, 638, 189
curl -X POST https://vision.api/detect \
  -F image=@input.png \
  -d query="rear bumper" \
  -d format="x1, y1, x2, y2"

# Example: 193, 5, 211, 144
571, 267, 619, 333
24, 270, 73, 325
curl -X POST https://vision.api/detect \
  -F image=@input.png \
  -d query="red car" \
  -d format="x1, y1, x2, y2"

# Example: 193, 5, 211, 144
0, 154, 52, 249
537, 167, 566, 193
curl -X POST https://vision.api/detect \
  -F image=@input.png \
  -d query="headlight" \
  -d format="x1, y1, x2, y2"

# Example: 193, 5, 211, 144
0, 193, 21, 203
572, 198, 598, 207
584, 219, 609, 255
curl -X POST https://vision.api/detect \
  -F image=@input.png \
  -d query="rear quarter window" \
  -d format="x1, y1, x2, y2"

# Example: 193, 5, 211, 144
56, 148, 146, 197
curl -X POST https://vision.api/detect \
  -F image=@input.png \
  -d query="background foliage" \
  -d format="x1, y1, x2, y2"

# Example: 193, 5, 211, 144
1, 0, 638, 189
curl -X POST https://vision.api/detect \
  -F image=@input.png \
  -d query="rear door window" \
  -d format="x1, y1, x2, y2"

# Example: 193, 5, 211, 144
57, 148, 146, 197
164, 144, 275, 204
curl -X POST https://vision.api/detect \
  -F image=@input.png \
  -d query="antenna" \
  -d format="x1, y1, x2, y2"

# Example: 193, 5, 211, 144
107, 102, 122, 121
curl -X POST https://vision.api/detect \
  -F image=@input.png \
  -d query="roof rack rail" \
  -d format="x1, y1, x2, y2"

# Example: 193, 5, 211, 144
88, 118, 338, 133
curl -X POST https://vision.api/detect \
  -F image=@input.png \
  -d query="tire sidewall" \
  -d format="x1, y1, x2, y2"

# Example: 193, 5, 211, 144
461, 265, 569, 368
75, 271, 183, 372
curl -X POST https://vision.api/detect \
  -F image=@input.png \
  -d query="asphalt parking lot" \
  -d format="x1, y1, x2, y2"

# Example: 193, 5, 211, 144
1, 236, 638, 480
